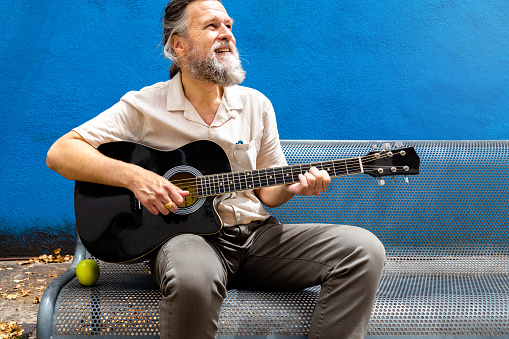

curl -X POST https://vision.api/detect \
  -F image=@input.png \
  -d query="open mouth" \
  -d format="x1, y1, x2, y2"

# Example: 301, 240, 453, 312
215, 48, 231, 53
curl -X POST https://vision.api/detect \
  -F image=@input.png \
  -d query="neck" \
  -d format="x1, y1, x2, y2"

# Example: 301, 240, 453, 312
181, 70, 224, 125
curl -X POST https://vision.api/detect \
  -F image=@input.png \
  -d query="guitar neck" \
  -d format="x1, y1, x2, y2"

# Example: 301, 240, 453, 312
197, 157, 364, 197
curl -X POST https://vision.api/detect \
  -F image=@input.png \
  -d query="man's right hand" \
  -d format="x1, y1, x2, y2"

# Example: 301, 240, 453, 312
127, 166, 189, 215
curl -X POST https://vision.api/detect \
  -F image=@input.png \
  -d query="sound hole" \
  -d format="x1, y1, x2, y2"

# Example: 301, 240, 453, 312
170, 172, 198, 208
163, 165, 206, 216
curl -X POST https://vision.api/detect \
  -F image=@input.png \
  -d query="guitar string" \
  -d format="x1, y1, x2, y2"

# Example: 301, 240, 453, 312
169, 161, 389, 189
176, 165, 410, 199
168, 150, 399, 187
169, 151, 410, 198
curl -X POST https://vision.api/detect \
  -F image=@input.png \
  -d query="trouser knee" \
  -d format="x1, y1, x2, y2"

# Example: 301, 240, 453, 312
152, 235, 227, 303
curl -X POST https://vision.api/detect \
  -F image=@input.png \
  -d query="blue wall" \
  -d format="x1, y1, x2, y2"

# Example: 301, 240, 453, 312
1, 0, 508, 255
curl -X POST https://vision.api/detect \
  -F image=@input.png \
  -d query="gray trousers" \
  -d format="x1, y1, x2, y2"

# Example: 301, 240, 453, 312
150, 217, 386, 339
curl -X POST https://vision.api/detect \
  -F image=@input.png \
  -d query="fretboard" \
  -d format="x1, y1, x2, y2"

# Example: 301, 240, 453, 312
197, 157, 364, 197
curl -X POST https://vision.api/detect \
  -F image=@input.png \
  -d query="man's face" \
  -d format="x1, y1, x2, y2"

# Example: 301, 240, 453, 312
185, 0, 236, 64
178, 0, 245, 86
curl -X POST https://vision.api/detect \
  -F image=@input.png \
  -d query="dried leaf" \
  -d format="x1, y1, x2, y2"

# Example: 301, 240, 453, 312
24, 272, 34, 276
47, 274, 58, 278
54, 248, 61, 255
33, 296, 40, 304
0, 321, 24, 339
6, 294, 17, 300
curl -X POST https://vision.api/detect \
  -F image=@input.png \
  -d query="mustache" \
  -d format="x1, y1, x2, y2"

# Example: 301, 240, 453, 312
211, 41, 239, 56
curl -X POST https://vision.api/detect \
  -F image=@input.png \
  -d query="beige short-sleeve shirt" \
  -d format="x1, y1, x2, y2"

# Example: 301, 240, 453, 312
74, 73, 288, 226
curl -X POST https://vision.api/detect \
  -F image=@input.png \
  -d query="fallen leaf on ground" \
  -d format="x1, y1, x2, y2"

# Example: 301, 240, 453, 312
0, 321, 24, 339
18, 248, 73, 265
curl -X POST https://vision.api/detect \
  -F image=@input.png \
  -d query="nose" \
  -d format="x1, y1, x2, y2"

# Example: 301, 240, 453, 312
218, 24, 234, 41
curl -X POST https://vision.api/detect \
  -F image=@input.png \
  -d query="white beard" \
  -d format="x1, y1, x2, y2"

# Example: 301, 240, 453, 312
184, 40, 246, 87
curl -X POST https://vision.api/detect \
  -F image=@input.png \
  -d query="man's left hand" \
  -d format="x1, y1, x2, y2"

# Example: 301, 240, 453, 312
286, 166, 331, 196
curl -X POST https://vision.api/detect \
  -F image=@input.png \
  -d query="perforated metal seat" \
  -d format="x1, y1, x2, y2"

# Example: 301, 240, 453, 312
38, 141, 509, 338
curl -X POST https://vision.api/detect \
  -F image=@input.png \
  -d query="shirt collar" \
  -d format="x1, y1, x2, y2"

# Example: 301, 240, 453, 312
166, 72, 244, 115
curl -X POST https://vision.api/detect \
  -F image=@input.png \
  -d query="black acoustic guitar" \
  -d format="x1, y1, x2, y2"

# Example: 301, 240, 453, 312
75, 140, 420, 263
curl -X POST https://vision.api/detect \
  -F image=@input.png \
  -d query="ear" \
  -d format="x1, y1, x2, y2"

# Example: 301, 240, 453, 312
170, 34, 186, 58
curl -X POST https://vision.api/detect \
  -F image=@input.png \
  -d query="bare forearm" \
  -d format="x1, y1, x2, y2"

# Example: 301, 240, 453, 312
256, 167, 331, 208
46, 131, 137, 188
256, 185, 295, 208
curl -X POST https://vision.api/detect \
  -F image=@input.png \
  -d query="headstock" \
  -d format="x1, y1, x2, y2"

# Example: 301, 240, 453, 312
363, 142, 420, 185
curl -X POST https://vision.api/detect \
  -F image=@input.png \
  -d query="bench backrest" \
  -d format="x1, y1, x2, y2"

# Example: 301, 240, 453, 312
268, 141, 509, 258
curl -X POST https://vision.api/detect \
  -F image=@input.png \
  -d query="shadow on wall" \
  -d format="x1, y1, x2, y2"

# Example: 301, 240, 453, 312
0, 221, 75, 258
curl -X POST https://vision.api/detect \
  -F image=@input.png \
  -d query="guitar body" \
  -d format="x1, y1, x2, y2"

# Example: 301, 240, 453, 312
75, 140, 230, 263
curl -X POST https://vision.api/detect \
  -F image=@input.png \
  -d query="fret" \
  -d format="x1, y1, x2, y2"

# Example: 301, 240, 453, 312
208, 174, 218, 196
238, 170, 254, 191
236, 171, 246, 191
263, 168, 272, 187
248, 170, 256, 190
323, 161, 335, 176
231, 172, 241, 192
252, 169, 262, 190
201, 175, 210, 197
272, 167, 284, 185
267, 168, 277, 186
213, 173, 223, 195
206, 174, 215, 196
196, 154, 377, 196
281, 166, 293, 184
224, 172, 235, 194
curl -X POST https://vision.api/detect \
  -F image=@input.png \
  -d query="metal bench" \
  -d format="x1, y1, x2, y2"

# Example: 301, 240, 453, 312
38, 140, 509, 338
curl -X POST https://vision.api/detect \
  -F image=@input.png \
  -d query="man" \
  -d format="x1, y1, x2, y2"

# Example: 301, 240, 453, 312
47, 0, 385, 338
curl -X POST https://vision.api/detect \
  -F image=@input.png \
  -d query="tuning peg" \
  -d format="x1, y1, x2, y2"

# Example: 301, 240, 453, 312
404, 175, 409, 184
372, 144, 378, 151
382, 142, 391, 151
377, 178, 385, 186
394, 142, 403, 149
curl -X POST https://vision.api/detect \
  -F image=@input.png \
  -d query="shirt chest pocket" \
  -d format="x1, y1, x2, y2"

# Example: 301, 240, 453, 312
229, 141, 258, 172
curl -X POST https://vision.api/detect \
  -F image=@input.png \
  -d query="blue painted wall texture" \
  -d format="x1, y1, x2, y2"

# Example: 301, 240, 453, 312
1, 0, 508, 255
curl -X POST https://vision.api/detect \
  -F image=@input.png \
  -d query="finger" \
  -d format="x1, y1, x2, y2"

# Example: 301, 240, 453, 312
169, 187, 190, 206
308, 167, 330, 195
304, 171, 317, 194
299, 173, 309, 191
156, 200, 172, 215
145, 204, 160, 216
321, 170, 331, 191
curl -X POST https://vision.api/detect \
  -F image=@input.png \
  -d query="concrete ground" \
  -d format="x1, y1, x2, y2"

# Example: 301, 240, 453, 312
0, 258, 72, 338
